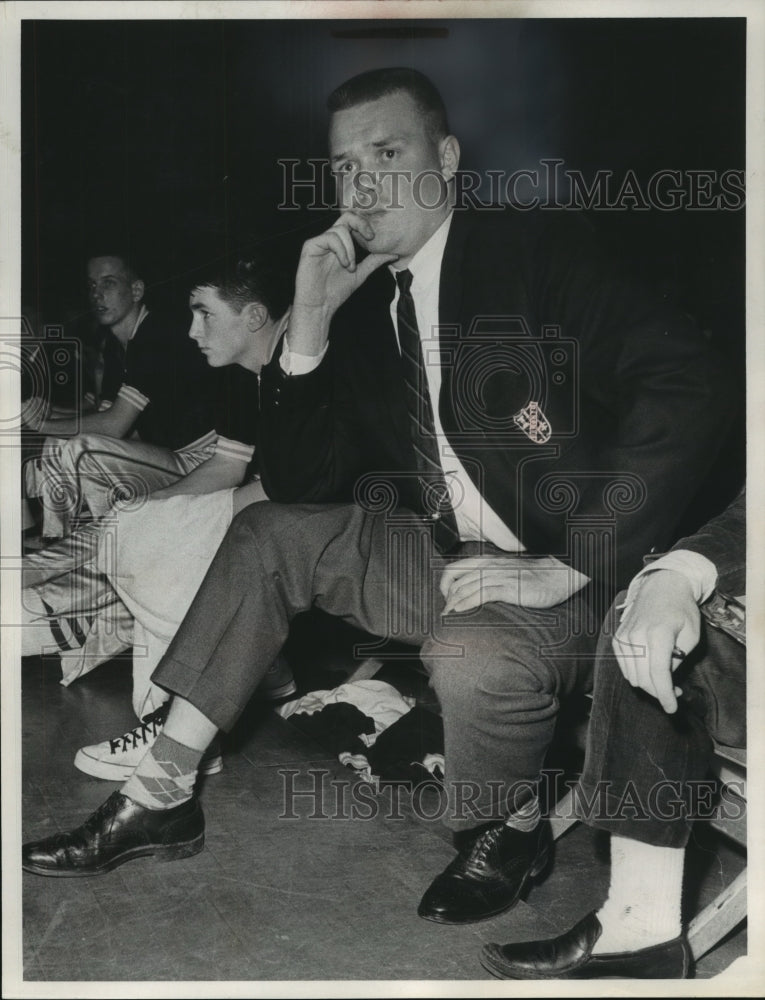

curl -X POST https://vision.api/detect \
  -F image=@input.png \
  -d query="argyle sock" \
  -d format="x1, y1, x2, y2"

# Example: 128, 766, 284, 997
593, 835, 684, 953
504, 794, 541, 833
121, 732, 203, 810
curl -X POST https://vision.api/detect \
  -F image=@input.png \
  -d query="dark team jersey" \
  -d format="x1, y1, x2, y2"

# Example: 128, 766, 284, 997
117, 308, 219, 451
100, 330, 127, 406
207, 364, 260, 477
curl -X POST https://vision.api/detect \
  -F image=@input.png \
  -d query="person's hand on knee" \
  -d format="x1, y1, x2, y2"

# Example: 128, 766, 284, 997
612, 569, 701, 713
439, 554, 589, 614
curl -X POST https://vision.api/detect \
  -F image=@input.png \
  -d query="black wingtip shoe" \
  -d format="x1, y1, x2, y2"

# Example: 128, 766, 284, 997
480, 911, 693, 979
418, 819, 552, 924
22, 791, 205, 877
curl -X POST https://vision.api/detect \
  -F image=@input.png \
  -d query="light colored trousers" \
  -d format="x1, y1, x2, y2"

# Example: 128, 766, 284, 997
22, 488, 288, 721
24, 431, 214, 538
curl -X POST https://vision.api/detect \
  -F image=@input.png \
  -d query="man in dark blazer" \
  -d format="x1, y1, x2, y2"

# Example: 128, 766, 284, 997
22, 69, 733, 930
481, 488, 745, 979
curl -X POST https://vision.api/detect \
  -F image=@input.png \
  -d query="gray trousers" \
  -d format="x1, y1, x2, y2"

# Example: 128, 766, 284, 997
155, 502, 595, 831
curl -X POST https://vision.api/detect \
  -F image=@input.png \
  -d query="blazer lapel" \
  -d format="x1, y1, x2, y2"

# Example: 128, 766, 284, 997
438, 210, 469, 336
438, 211, 470, 432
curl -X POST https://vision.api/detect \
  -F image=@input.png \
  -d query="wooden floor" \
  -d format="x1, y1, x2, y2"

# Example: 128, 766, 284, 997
15, 615, 747, 987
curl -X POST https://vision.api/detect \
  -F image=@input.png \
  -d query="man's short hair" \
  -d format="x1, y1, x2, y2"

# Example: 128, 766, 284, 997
191, 256, 292, 320
327, 67, 449, 140
85, 250, 145, 284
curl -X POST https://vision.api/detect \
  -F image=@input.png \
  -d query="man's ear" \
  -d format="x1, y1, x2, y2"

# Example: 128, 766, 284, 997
439, 135, 460, 181
131, 279, 145, 304
243, 301, 268, 332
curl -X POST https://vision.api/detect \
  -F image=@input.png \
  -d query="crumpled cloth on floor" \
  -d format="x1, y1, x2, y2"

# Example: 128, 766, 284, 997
278, 680, 445, 787
276, 679, 414, 742
285, 702, 377, 757
339, 706, 445, 787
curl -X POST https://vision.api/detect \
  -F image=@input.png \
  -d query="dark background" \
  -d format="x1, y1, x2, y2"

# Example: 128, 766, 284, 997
20, 16, 747, 514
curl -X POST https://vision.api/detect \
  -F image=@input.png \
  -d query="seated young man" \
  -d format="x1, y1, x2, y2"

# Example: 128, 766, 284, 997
480, 487, 745, 980
22, 257, 296, 773
23, 252, 220, 540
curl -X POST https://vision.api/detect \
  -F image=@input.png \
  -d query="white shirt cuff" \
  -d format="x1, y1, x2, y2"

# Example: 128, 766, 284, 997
621, 549, 718, 612
279, 336, 328, 376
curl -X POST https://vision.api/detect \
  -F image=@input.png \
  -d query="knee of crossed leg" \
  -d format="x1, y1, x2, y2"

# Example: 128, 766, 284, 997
423, 625, 555, 717
58, 433, 115, 478
221, 502, 303, 574
229, 501, 351, 555
228, 499, 285, 543
60, 433, 147, 518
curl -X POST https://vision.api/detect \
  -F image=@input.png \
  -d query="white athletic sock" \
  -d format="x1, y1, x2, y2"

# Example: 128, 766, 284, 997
593, 835, 684, 954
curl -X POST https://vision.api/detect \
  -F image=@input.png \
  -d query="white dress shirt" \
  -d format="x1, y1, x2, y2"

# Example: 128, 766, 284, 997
282, 213, 524, 551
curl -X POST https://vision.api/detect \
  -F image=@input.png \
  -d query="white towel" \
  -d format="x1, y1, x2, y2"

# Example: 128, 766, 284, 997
99, 489, 236, 644
98, 489, 236, 715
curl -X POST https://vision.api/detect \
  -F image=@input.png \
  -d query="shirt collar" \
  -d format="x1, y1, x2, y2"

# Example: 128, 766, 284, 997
390, 210, 454, 291
129, 304, 149, 340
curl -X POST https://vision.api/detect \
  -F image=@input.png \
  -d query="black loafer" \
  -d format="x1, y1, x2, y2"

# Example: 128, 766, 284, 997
418, 820, 552, 924
22, 791, 205, 877
480, 911, 693, 979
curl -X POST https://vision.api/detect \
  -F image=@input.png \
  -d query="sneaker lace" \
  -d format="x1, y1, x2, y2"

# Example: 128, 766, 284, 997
109, 705, 168, 754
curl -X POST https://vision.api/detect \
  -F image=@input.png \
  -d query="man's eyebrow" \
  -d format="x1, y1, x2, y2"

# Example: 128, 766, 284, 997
331, 135, 407, 163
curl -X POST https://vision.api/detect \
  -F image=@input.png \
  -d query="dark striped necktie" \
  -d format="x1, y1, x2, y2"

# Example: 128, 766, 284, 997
395, 268, 460, 553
